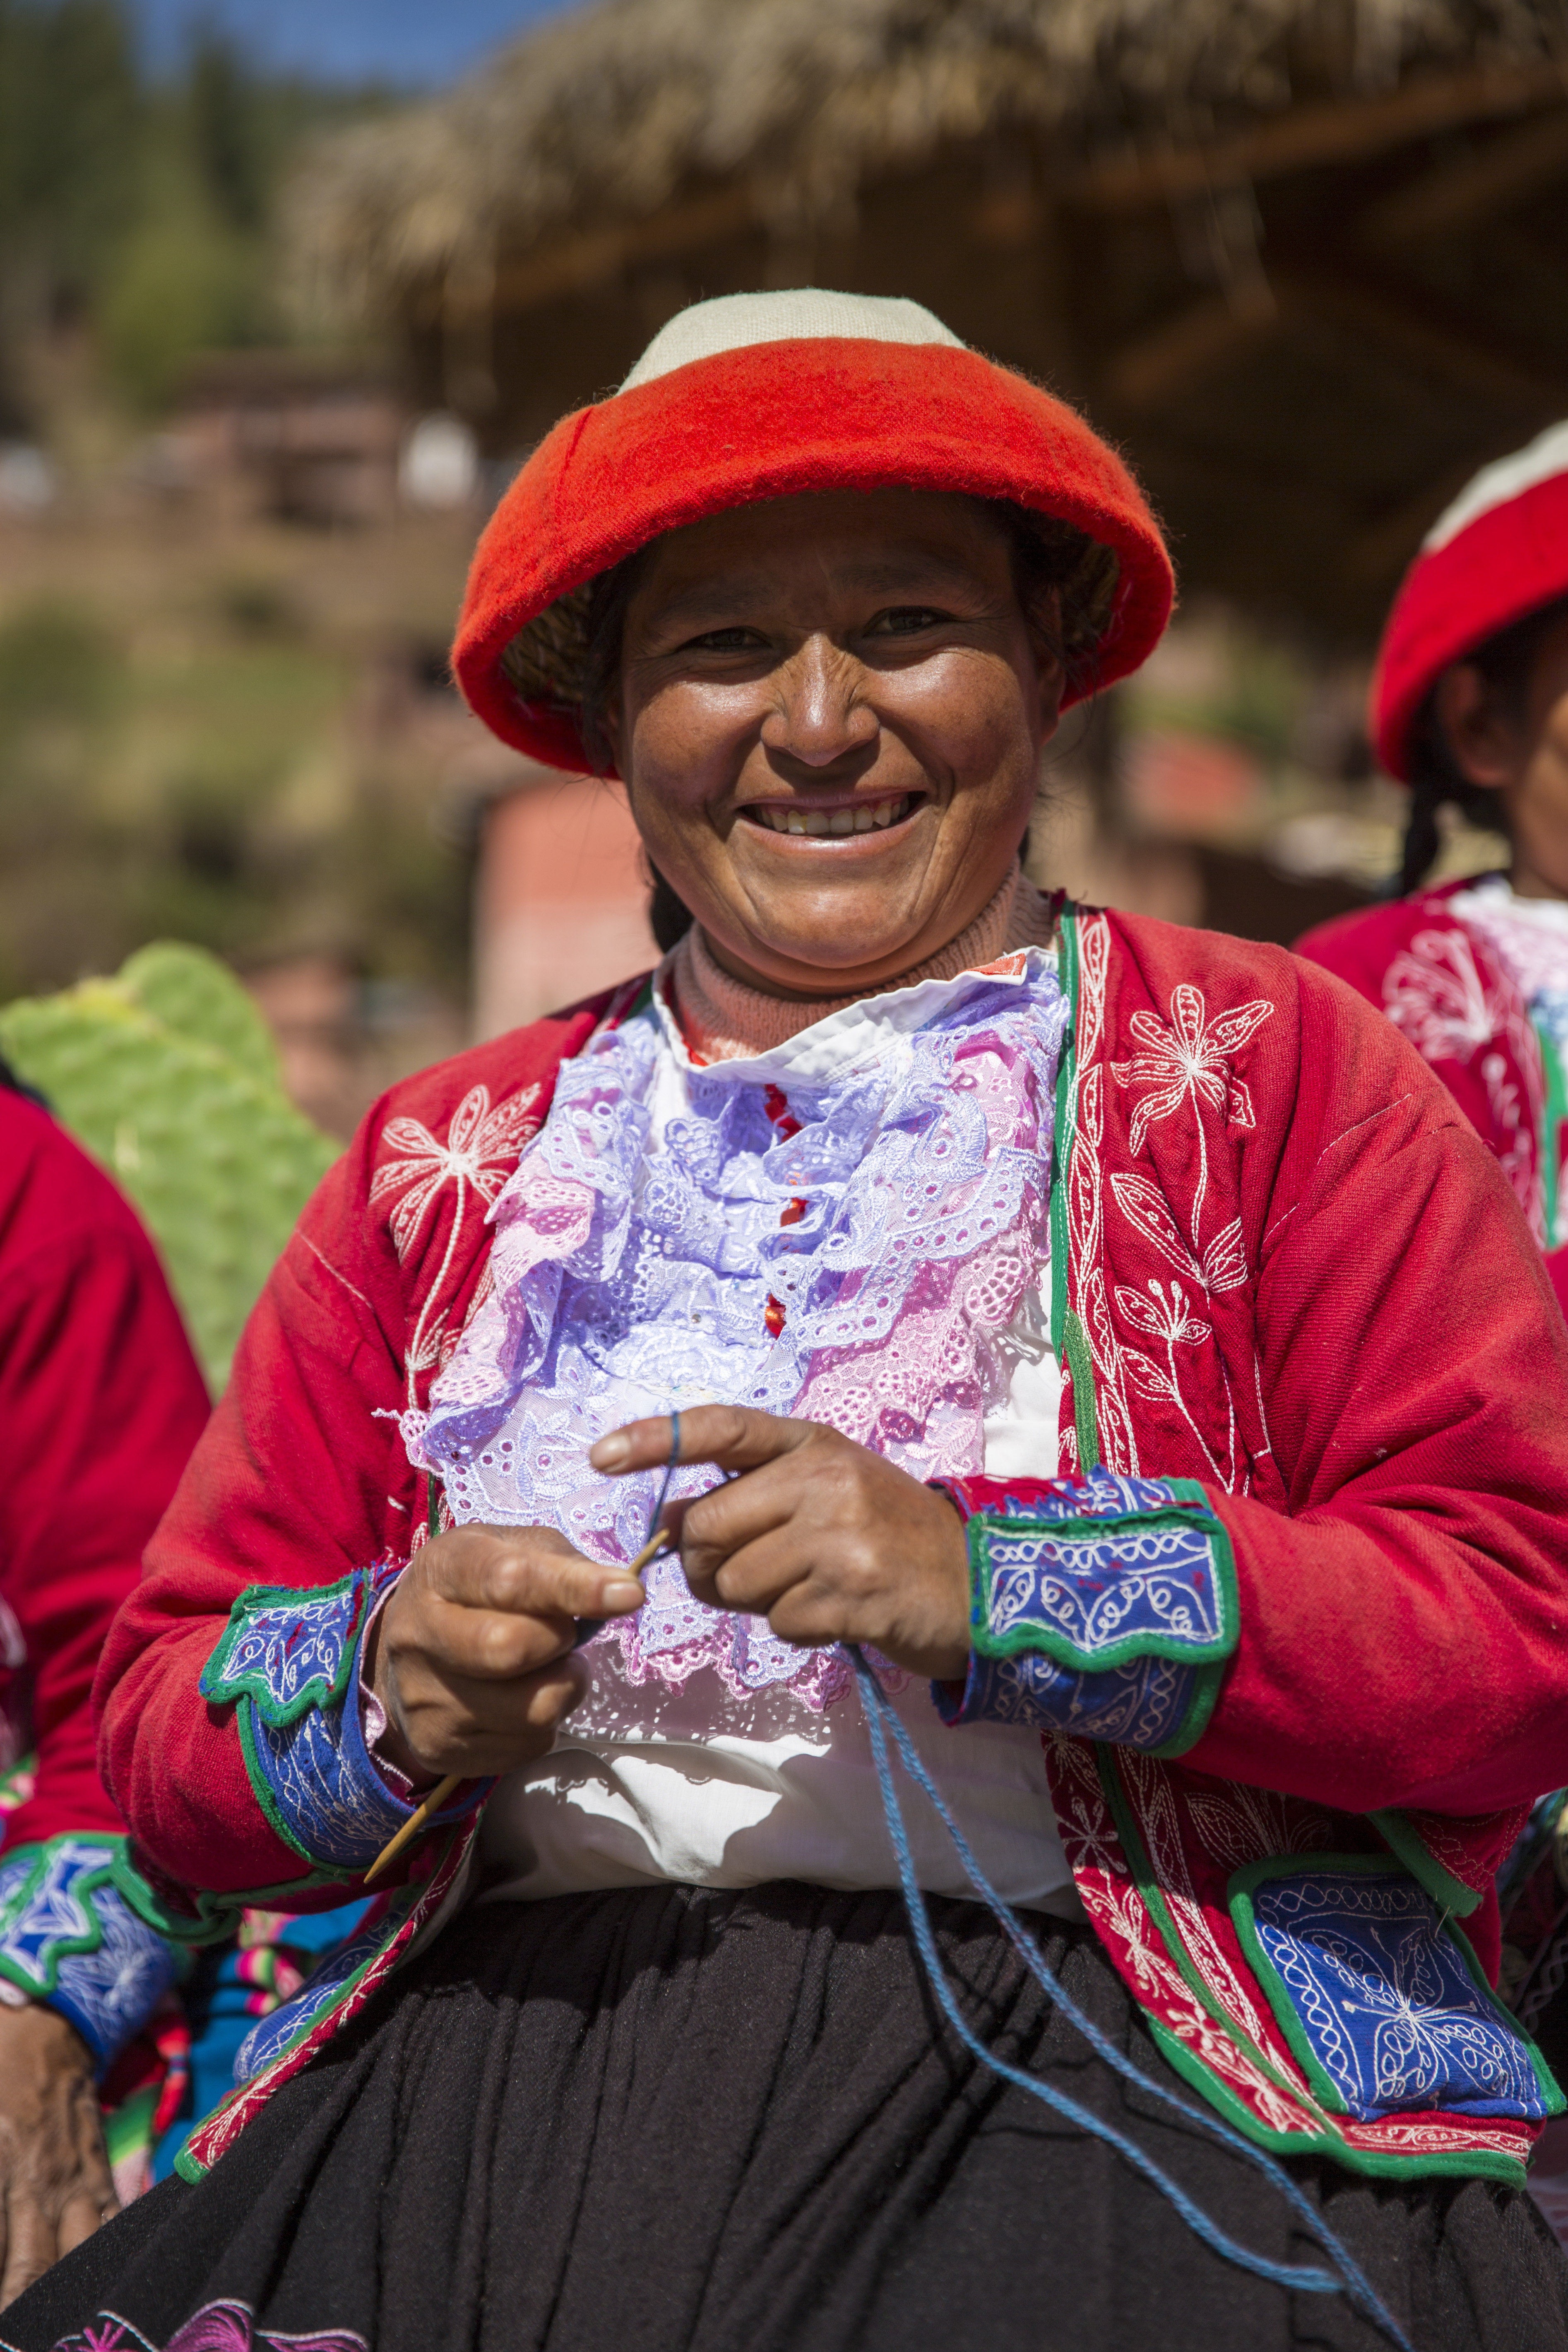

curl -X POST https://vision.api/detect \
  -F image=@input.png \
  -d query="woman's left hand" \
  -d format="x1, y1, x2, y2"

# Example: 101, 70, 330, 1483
589, 1408, 971, 1681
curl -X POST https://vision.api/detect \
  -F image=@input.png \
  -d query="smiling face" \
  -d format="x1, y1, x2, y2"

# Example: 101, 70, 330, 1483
602, 488, 1066, 996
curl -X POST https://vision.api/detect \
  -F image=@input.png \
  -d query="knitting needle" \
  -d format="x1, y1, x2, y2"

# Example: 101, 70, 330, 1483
363, 1517, 673, 1886
364, 1773, 460, 1885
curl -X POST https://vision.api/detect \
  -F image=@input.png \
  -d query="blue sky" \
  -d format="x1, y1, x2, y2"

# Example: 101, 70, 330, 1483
132, 0, 570, 86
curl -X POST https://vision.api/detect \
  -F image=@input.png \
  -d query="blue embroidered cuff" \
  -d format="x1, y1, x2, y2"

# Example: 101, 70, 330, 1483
200, 1563, 484, 1873
932, 1467, 1239, 1756
0, 1837, 179, 2071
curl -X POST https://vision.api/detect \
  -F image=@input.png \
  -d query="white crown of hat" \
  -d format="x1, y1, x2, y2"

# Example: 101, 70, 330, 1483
1423, 417, 1568, 553
620, 289, 965, 394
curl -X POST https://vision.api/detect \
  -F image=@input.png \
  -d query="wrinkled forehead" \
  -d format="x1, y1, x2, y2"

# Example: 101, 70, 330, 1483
623, 487, 1018, 610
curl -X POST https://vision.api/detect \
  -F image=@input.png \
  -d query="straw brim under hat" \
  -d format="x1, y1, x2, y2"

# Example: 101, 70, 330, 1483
1373, 419, 1568, 783
451, 289, 1175, 777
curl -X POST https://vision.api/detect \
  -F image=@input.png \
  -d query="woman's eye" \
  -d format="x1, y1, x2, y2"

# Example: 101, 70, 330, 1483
867, 607, 950, 637
683, 626, 767, 653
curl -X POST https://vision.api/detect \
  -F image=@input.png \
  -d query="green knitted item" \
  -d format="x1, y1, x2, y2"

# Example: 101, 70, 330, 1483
0, 942, 339, 1390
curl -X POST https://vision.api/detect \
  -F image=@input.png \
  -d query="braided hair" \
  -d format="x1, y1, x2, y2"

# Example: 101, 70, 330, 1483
1400, 594, 1568, 895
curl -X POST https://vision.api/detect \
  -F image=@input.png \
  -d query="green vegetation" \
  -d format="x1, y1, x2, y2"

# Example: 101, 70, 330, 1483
0, 941, 339, 1389
0, 583, 471, 1006
0, 1, 390, 426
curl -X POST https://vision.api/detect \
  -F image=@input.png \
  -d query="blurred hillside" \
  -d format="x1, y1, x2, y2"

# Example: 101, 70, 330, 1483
0, 2, 392, 426
0, 0, 502, 1135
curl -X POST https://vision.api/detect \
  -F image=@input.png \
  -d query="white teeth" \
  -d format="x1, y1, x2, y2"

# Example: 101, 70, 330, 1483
757, 794, 914, 835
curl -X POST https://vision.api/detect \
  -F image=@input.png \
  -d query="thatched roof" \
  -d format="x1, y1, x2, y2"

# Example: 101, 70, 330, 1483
293, 0, 1561, 319
288, 0, 1568, 640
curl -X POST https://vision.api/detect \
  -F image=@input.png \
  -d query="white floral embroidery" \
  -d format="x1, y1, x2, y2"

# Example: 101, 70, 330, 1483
1183, 1782, 1334, 1875
1383, 927, 1503, 1065
1061, 934, 1133, 1477
1110, 984, 1273, 1246
369, 1082, 543, 1405
1096, 977, 1273, 1493
1381, 924, 1544, 1240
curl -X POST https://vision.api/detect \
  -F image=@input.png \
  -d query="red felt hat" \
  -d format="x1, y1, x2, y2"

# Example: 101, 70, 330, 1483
451, 289, 1174, 775
1372, 420, 1568, 782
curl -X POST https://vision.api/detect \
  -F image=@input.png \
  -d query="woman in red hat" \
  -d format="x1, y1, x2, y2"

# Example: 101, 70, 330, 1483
1297, 424, 1568, 1311
12, 294, 1568, 2352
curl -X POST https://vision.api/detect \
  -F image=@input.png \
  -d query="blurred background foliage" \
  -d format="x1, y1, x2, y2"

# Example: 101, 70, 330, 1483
0, 0, 480, 1148
0, 2, 386, 422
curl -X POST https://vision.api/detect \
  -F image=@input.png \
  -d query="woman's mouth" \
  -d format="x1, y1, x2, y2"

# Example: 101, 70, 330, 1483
744, 791, 921, 838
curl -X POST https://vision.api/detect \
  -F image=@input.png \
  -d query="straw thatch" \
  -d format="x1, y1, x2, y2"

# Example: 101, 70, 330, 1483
287, 0, 1568, 637
291, 0, 1561, 324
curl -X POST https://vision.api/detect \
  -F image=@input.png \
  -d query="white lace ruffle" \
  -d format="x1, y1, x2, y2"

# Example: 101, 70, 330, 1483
408, 951, 1068, 1706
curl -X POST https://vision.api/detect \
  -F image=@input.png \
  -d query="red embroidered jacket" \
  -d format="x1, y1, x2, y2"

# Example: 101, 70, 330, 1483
1296, 877, 1568, 1313
0, 1089, 210, 2066
95, 908, 1568, 2186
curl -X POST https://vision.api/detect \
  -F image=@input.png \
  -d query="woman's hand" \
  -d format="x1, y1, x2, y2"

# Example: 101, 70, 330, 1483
0, 2003, 117, 2304
590, 1408, 971, 1681
370, 1525, 646, 1784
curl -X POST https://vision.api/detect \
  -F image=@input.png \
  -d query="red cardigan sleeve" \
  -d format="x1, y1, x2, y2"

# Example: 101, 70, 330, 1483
1186, 962, 1568, 1817
0, 1098, 209, 1855
96, 1123, 417, 1903
942, 937, 1568, 1841
95, 1009, 600, 1908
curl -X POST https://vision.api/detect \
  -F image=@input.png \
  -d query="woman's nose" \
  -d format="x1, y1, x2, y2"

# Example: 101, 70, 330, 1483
759, 637, 877, 770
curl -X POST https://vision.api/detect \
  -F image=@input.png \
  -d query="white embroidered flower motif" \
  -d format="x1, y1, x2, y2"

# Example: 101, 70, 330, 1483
1114, 1277, 1229, 1481
1107, 987, 1272, 1492
1111, 985, 1274, 1160
1111, 984, 1273, 1270
370, 1082, 542, 1405
370, 1083, 542, 1262
1109, 1173, 1249, 1297
1383, 929, 1544, 1239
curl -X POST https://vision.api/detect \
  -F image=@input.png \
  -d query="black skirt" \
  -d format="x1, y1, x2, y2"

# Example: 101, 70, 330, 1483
5, 1883, 1565, 2352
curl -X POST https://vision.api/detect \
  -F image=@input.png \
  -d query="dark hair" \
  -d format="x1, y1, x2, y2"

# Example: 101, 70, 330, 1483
567, 498, 1118, 949
1398, 594, 1568, 894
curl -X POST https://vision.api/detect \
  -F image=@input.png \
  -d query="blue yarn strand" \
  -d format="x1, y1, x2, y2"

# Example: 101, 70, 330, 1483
847, 1647, 1412, 2352
647, 1409, 682, 1540
576, 1412, 684, 1648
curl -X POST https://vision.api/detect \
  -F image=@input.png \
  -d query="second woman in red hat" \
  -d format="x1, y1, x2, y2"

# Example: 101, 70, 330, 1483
1298, 422, 1568, 1310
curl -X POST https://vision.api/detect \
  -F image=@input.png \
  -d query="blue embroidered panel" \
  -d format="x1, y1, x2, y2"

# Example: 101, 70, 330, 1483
936, 1647, 1199, 1751
0, 1838, 177, 2071
233, 1910, 390, 2083
1246, 1867, 1551, 2122
962, 1472, 1236, 1673
248, 1677, 413, 1871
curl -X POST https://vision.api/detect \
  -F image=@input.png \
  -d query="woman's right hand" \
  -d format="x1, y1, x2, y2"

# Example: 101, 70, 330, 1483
368, 1525, 646, 1786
